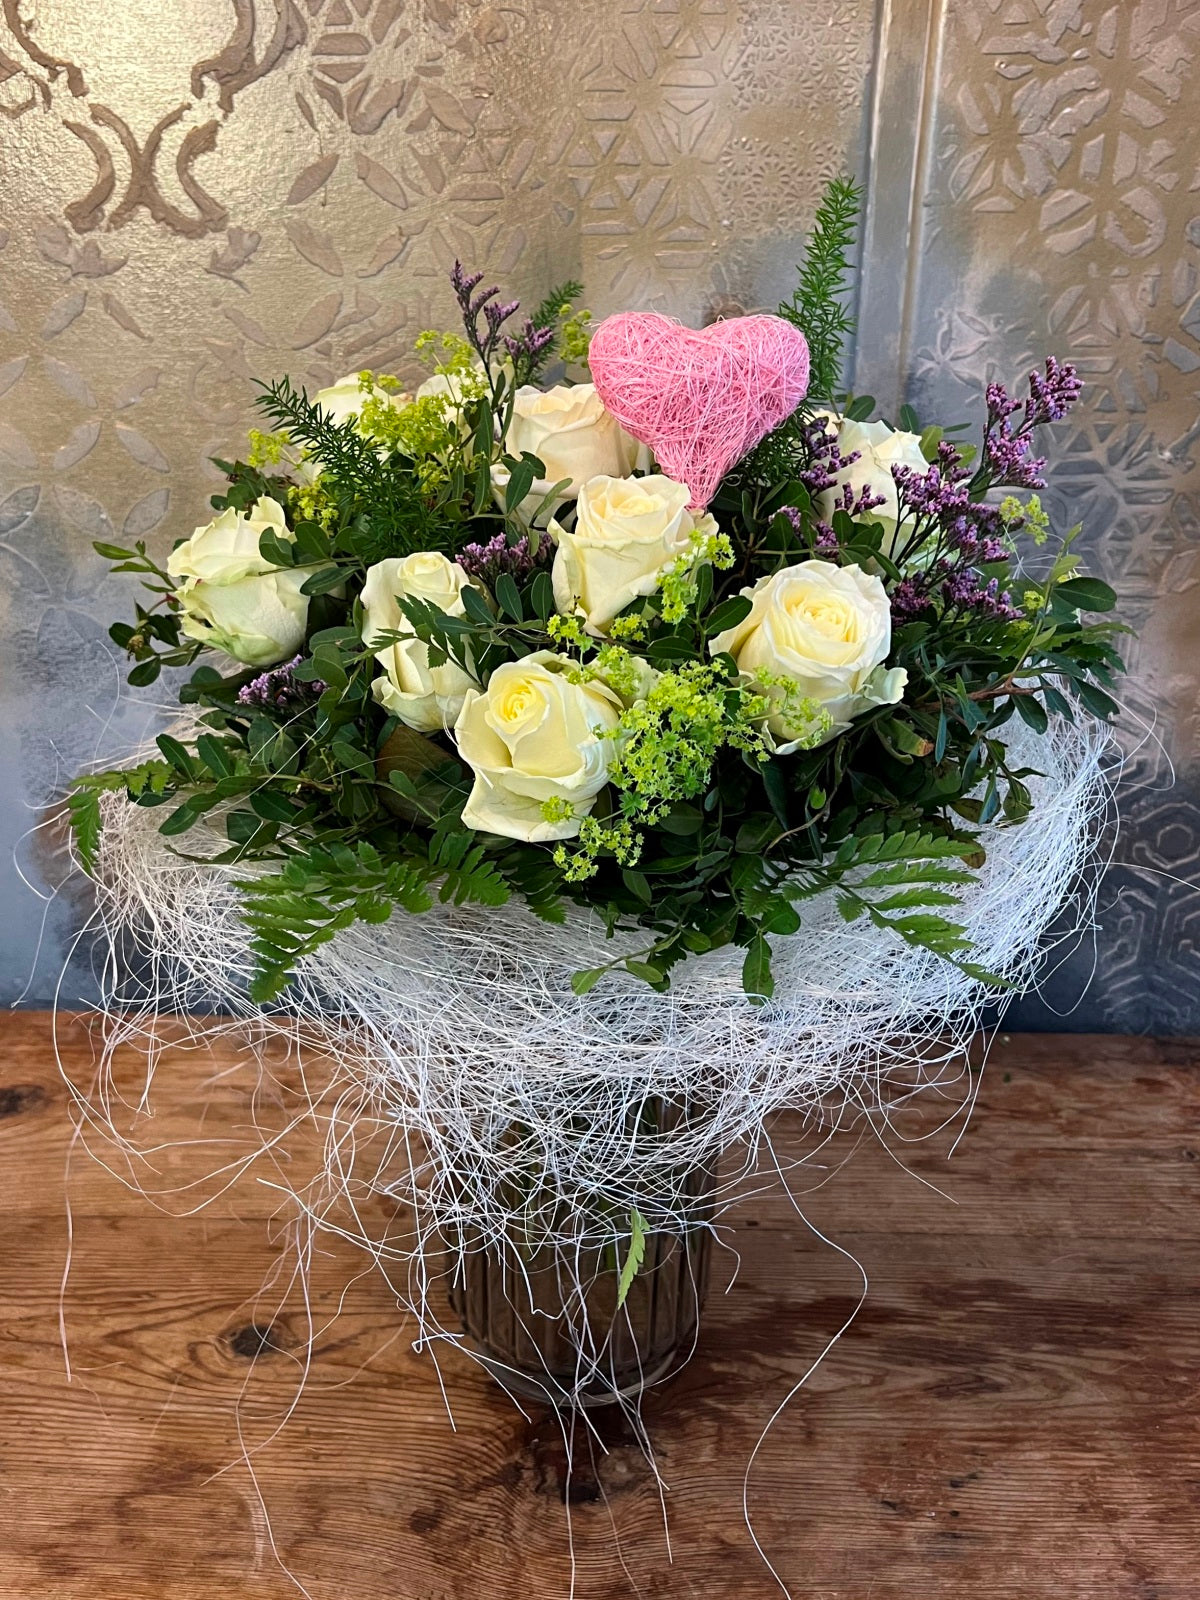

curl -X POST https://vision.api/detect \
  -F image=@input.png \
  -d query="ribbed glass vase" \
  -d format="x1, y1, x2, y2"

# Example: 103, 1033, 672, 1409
445, 1160, 716, 1409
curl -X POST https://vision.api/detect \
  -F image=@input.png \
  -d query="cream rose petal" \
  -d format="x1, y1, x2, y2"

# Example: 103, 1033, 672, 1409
178, 566, 314, 668
710, 559, 903, 746
454, 653, 622, 843
361, 552, 479, 732
550, 473, 710, 636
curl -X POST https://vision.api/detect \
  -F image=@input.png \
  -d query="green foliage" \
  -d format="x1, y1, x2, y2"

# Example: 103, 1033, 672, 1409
615, 1207, 647, 1308
67, 762, 174, 872
530, 280, 584, 330
237, 831, 509, 1002
783, 174, 862, 403
253, 376, 456, 564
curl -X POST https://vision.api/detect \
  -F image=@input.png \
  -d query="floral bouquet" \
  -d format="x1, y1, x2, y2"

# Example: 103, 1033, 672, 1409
68, 180, 1120, 1408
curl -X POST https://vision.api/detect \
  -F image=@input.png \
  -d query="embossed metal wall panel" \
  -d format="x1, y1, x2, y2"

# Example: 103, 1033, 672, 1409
2, 0, 1195, 1030
855, 0, 1200, 1033
0, 0, 876, 1004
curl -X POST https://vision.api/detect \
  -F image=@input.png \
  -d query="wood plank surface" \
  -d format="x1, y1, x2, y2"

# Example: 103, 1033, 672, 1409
1, 1013, 1197, 1599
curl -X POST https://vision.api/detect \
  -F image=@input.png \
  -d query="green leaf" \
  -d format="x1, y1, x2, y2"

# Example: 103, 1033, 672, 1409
195, 733, 233, 777
871, 887, 961, 912
494, 571, 523, 621
658, 804, 703, 835
705, 594, 753, 635
67, 786, 103, 874
616, 1208, 647, 1310
1014, 693, 1048, 734
1076, 680, 1119, 719
1042, 683, 1074, 720
291, 521, 329, 563
621, 869, 652, 904
249, 789, 302, 824
299, 565, 347, 596
1056, 576, 1117, 612
879, 717, 932, 757
625, 959, 664, 985
460, 585, 493, 626
226, 809, 276, 848
530, 570, 555, 622
257, 527, 296, 567
571, 966, 605, 996
155, 734, 196, 780
503, 452, 541, 512
934, 709, 949, 763
761, 759, 790, 827
127, 658, 161, 687
647, 634, 699, 664
473, 396, 494, 463
742, 932, 774, 999
158, 799, 206, 837
959, 961, 1015, 988
759, 900, 801, 936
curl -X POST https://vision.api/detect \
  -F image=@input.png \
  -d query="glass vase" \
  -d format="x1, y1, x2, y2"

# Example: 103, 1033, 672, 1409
444, 1160, 716, 1409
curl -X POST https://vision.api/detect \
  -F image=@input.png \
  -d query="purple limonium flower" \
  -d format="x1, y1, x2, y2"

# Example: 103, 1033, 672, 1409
503, 317, 556, 368
813, 520, 840, 557
797, 414, 860, 499
891, 575, 933, 620
983, 357, 1082, 490
457, 529, 552, 586
783, 505, 842, 558
236, 655, 326, 711
941, 571, 1021, 620
450, 261, 521, 365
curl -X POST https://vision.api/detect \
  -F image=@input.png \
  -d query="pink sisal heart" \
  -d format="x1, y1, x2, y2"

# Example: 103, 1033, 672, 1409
588, 311, 810, 509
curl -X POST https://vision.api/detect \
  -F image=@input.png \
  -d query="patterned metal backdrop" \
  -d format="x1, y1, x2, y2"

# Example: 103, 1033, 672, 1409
854, 0, 1200, 1032
0, 0, 1195, 1028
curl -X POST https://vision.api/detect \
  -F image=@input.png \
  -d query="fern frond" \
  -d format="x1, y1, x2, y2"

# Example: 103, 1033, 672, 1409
68, 763, 174, 874
736, 175, 863, 484
236, 833, 513, 1000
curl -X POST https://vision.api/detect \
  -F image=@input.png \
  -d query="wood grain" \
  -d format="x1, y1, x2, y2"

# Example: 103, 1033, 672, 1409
1, 1014, 1198, 1599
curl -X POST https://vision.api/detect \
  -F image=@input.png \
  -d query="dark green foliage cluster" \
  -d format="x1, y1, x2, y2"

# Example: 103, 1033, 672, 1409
73, 184, 1124, 1006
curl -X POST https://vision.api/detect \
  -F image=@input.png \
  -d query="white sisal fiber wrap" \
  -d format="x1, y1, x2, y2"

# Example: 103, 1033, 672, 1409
51, 703, 1111, 1585
72, 711, 1111, 1271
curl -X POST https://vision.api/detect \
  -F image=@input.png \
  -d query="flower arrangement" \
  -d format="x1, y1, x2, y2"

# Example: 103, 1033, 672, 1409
71, 180, 1120, 1010
65, 179, 1121, 1411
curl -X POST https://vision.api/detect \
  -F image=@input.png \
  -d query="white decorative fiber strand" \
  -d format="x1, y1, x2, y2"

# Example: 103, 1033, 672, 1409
66, 711, 1111, 1297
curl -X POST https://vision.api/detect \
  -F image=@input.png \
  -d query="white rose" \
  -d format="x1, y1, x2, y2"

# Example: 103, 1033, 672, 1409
455, 651, 623, 843
168, 497, 318, 668
710, 559, 907, 751
817, 418, 929, 557
314, 371, 406, 430
360, 552, 480, 733
491, 383, 646, 523
550, 474, 715, 636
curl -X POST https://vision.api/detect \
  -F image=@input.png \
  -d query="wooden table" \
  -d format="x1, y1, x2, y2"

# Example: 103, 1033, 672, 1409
1, 1014, 1197, 1599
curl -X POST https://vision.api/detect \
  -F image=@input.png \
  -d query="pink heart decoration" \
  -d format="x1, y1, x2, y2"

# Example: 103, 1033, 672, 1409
588, 311, 810, 509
